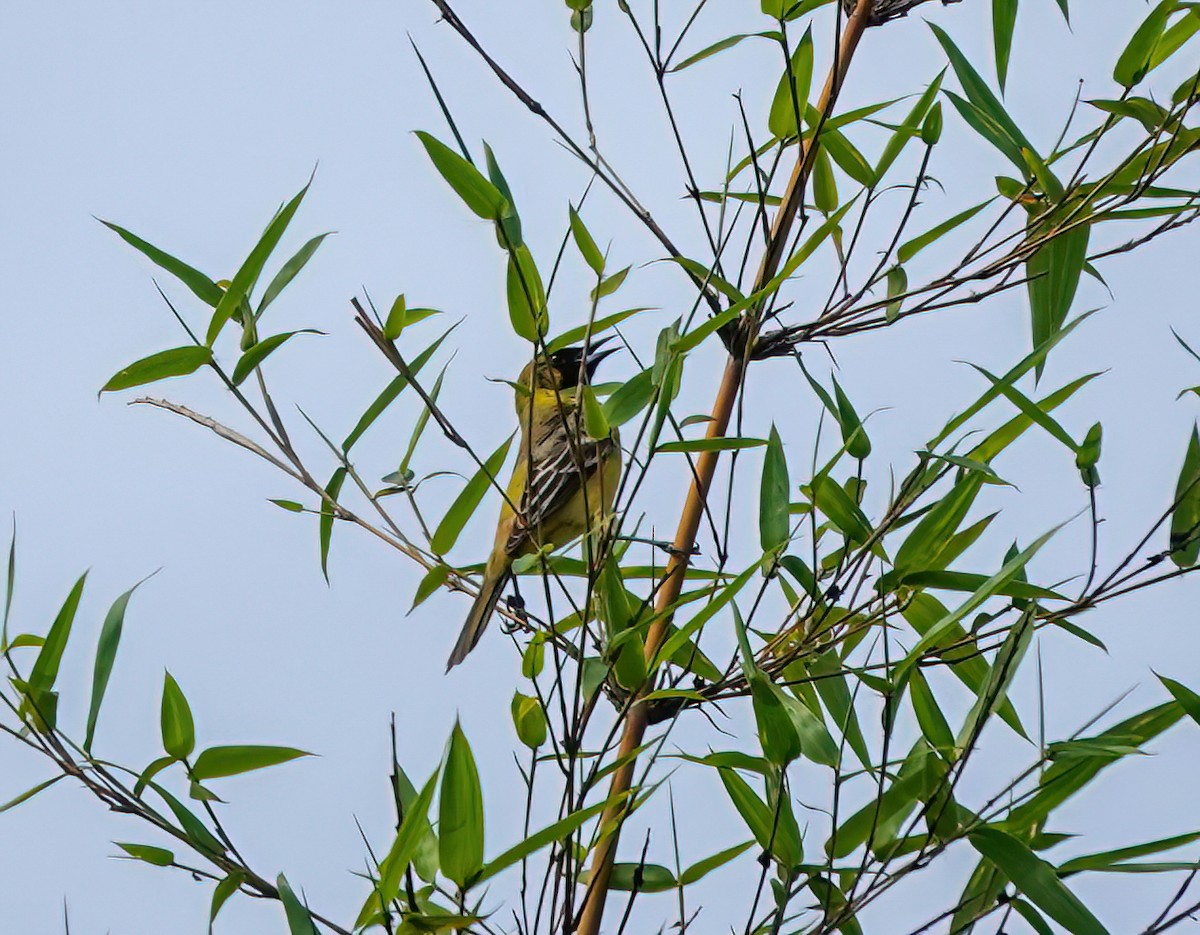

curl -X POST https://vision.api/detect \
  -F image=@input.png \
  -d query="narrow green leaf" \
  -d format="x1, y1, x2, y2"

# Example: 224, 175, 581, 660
507, 244, 548, 341
969, 827, 1107, 935
85, 579, 147, 752
277, 874, 320, 935
718, 768, 801, 868
439, 721, 485, 887
161, 671, 195, 760
0, 775, 65, 814
101, 346, 212, 393
146, 782, 225, 854
319, 467, 347, 582
257, 233, 330, 314
969, 364, 1079, 451
898, 199, 991, 264
28, 573, 87, 693
591, 266, 630, 301
811, 475, 872, 545
832, 377, 870, 458
190, 745, 310, 780
993, 0, 1019, 91
1061, 830, 1200, 875
602, 863, 677, 893
654, 564, 757, 668
477, 795, 619, 884
1114, 0, 1175, 87
231, 330, 322, 386
100, 220, 224, 306
679, 841, 754, 885
750, 671, 803, 766
342, 323, 454, 452
1157, 672, 1200, 725
207, 180, 311, 345
116, 842, 174, 866
360, 772, 438, 926
431, 435, 513, 555
670, 33, 763, 72
1170, 426, 1200, 566
759, 426, 790, 554
874, 71, 945, 183
603, 368, 656, 427
569, 205, 606, 275
546, 307, 647, 353
656, 437, 767, 454
415, 131, 506, 219
1028, 226, 1089, 367
209, 872, 245, 933
768, 28, 814, 139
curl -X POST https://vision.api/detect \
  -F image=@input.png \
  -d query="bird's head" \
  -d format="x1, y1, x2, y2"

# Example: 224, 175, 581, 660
517, 336, 620, 393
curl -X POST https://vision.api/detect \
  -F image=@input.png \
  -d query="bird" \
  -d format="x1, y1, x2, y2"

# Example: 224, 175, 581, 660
446, 338, 622, 670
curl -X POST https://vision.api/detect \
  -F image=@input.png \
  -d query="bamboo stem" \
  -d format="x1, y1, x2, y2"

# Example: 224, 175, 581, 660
575, 3, 875, 932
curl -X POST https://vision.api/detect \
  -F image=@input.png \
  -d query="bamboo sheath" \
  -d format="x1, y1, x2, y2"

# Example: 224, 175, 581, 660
575, 3, 876, 932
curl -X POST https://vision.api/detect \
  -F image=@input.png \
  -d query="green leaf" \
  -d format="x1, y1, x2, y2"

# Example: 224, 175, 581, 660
898, 199, 991, 264
922, 101, 944, 145
602, 863, 677, 893
1157, 672, 1200, 725
894, 472, 985, 576
654, 564, 757, 668
439, 721, 485, 887
100, 220, 224, 306
656, 437, 766, 454
670, 33, 766, 72
161, 671, 195, 760
359, 772, 438, 926
603, 368, 656, 427
411, 564, 452, 613
146, 782, 225, 854
1061, 830, 1200, 875
717, 768, 801, 868
415, 131, 506, 220
85, 579, 146, 752
477, 795, 619, 884
679, 840, 754, 885
969, 827, 1107, 934
910, 668, 956, 754
506, 244, 549, 341
511, 692, 547, 749
546, 307, 648, 353
812, 148, 839, 214
591, 265, 630, 301
811, 474, 872, 545
750, 671, 803, 766
0, 775, 65, 814
820, 127, 875, 187
28, 573, 87, 694
190, 745, 310, 780
207, 179, 311, 345
269, 499, 305, 513
874, 71, 945, 183
768, 28, 814, 139
231, 330, 322, 386
1028, 226, 1089, 368
277, 874, 320, 935
832, 377, 870, 458
116, 842, 174, 867
319, 467, 347, 582
569, 205, 606, 275
257, 232, 330, 314
886, 266, 908, 321
485, 142, 522, 248
930, 23, 1033, 156
759, 426, 790, 554
1114, 0, 1175, 87
342, 322, 454, 452
1152, 7, 1200, 69
993, 0, 1019, 91
968, 364, 1079, 451
431, 435, 513, 555
210, 872, 245, 933
101, 345, 213, 393
1077, 421, 1102, 487
1170, 426, 1200, 566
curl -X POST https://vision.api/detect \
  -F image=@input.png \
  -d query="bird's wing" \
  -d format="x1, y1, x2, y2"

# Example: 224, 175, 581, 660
506, 411, 612, 554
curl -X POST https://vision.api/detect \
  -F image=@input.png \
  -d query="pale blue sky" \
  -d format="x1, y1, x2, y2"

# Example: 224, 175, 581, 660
2, 2, 1199, 932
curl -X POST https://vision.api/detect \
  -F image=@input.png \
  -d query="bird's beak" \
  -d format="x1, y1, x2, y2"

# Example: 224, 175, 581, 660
583, 335, 620, 379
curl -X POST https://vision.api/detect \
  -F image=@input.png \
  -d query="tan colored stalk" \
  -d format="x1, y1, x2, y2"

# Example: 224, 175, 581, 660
575, 3, 876, 932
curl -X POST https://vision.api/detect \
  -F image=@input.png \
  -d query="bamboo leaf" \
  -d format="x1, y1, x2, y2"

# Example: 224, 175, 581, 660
116, 842, 174, 867
207, 179, 311, 345
277, 874, 320, 935
679, 841, 754, 885
160, 671, 195, 761
439, 721, 485, 887
28, 573, 87, 694
760, 426, 790, 554
993, 0, 1019, 91
100, 220, 224, 306
415, 131, 506, 220
568, 205, 605, 275
318, 467, 347, 582
101, 346, 212, 393
190, 745, 311, 780
768, 28, 814, 139
969, 827, 1107, 935
1114, 0, 1175, 87
257, 233, 330, 314
231, 330, 322, 386
1170, 426, 1200, 566
85, 578, 147, 752
476, 795, 619, 884
898, 199, 991, 264
431, 435, 514, 555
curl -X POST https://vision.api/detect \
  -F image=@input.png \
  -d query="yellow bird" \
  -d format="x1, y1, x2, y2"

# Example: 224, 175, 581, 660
446, 339, 622, 670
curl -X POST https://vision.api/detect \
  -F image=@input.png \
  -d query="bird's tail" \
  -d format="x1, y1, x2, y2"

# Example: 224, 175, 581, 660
446, 550, 512, 671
